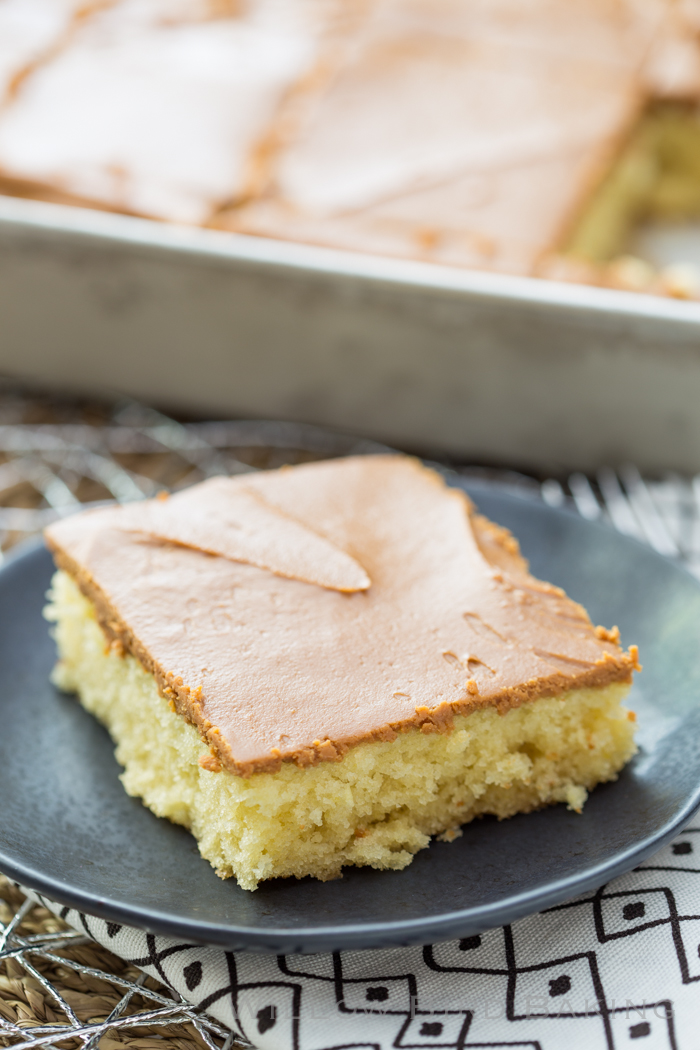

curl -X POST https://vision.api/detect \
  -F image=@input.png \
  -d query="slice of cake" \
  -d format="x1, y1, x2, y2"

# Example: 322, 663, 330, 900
44, 455, 639, 891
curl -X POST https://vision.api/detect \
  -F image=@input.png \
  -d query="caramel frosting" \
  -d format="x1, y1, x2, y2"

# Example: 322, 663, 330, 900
0, 0, 699, 277
0, 1, 82, 102
116, 478, 371, 592
224, 0, 682, 274
0, 0, 333, 224
45, 456, 638, 778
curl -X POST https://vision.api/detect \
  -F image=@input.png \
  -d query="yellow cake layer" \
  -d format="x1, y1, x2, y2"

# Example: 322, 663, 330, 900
567, 105, 700, 264
46, 570, 637, 891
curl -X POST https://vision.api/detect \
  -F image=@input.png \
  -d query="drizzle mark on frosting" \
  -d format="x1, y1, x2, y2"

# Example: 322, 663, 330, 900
117, 477, 370, 593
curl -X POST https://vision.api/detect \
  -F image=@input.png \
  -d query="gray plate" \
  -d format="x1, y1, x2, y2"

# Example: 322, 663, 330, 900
1, 483, 700, 954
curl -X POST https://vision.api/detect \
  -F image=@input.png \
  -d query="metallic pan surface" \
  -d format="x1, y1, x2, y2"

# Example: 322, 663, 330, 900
1, 195, 700, 473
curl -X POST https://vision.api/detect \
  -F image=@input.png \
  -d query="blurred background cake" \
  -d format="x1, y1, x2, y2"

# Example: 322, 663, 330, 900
3, 0, 700, 294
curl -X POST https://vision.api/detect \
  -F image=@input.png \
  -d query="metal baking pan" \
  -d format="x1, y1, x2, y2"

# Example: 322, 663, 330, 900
0, 193, 699, 474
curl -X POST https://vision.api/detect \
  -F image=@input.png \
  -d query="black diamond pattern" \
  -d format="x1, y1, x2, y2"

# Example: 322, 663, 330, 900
549, 974, 572, 997
183, 960, 203, 991
256, 1005, 277, 1034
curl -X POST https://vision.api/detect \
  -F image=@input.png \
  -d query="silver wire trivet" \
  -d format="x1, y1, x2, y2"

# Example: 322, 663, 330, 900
1, 388, 699, 1050
0, 892, 240, 1050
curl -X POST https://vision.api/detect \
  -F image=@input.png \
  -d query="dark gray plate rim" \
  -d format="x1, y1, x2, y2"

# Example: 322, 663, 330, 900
2, 481, 700, 953
3, 795, 699, 952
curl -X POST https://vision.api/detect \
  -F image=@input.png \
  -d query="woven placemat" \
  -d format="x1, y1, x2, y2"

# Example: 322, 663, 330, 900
0, 877, 240, 1050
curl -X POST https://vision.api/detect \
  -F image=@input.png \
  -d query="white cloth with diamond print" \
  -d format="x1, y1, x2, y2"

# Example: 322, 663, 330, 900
22, 810, 700, 1050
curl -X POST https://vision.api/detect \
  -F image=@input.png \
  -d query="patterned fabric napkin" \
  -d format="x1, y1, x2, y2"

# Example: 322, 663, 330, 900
22, 809, 700, 1050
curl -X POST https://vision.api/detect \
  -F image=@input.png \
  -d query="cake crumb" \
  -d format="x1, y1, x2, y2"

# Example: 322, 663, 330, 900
437, 827, 463, 843
198, 752, 222, 773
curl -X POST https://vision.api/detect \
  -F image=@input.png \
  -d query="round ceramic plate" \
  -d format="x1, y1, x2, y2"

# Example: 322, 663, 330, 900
2, 482, 700, 954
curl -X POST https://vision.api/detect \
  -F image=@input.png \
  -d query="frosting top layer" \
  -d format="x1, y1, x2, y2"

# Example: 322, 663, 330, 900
117, 479, 371, 592
45, 455, 638, 776
0, 0, 697, 278
0, 0, 331, 223
225, 0, 682, 273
